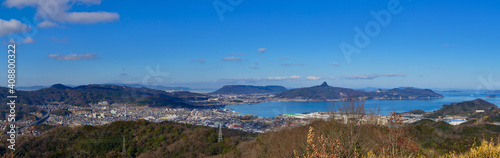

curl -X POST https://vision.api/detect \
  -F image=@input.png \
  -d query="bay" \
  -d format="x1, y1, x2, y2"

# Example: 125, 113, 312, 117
226, 92, 500, 117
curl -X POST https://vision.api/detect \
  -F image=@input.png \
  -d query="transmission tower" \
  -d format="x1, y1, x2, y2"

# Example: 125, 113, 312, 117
218, 120, 223, 142
122, 136, 126, 155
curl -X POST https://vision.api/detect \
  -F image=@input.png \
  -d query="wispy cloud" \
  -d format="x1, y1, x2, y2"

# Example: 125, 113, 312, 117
331, 63, 340, 66
191, 58, 206, 62
217, 75, 300, 83
228, 53, 246, 56
267, 75, 300, 80
278, 57, 287, 59
282, 63, 305, 66
48, 52, 98, 60
56, 11, 120, 24
5, 37, 35, 44
22, 37, 35, 44
221, 56, 242, 61
442, 44, 454, 47
50, 37, 70, 43
258, 48, 266, 53
250, 66, 259, 69
344, 74, 407, 80
306, 76, 321, 80
37, 21, 59, 28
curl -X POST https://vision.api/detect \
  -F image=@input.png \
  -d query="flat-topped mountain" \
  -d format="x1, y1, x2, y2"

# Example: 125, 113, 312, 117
426, 98, 499, 118
211, 85, 287, 95
0, 84, 206, 108
276, 82, 443, 100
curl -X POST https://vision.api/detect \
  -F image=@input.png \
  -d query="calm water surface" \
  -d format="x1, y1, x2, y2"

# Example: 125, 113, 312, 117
226, 92, 500, 117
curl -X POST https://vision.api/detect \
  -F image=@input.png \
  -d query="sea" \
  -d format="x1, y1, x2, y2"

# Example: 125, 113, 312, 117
226, 92, 500, 118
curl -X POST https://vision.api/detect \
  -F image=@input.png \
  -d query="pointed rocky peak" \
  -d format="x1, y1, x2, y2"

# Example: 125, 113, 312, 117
320, 82, 329, 87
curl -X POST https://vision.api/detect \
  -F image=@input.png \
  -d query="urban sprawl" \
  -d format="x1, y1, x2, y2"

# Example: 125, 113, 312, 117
1, 94, 468, 136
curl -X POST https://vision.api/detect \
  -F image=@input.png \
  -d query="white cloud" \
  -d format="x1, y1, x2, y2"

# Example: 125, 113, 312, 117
3, 0, 119, 24
278, 57, 287, 59
55, 11, 119, 24
0, 19, 30, 37
4, 0, 102, 9
22, 37, 35, 44
37, 21, 59, 28
282, 63, 305, 66
267, 75, 300, 80
217, 75, 300, 83
344, 74, 407, 80
221, 56, 242, 61
258, 48, 266, 53
48, 52, 98, 60
331, 63, 340, 66
72, 0, 102, 5
307, 76, 321, 80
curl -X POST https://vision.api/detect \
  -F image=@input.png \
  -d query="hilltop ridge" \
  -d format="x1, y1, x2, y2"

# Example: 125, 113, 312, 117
0, 84, 207, 108
276, 82, 443, 100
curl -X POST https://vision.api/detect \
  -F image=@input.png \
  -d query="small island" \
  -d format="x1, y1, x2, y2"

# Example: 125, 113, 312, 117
486, 94, 497, 98
275, 82, 443, 101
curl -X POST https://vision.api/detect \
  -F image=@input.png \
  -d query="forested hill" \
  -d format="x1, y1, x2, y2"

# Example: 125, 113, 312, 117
276, 82, 443, 100
0, 84, 205, 108
0, 120, 256, 157
426, 98, 499, 118
275, 82, 362, 100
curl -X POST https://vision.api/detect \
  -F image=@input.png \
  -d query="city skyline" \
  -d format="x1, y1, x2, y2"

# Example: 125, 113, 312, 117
1, 0, 500, 89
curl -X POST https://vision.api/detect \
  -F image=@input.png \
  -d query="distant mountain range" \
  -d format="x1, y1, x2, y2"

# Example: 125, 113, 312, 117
105, 83, 191, 91
211, 85, 287, 95
275, 82, 443, 100
4, 82, 446, 107
486, 90, 500, 93
1, 84, 207, 108
16, 86, 49, 91
15, 83, 192, 91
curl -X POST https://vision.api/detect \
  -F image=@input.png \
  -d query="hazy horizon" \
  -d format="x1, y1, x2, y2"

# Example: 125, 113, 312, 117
2, 0, 499, 90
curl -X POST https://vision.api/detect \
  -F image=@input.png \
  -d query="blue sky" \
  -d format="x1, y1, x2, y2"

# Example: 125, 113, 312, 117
1, 0, 500, 90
